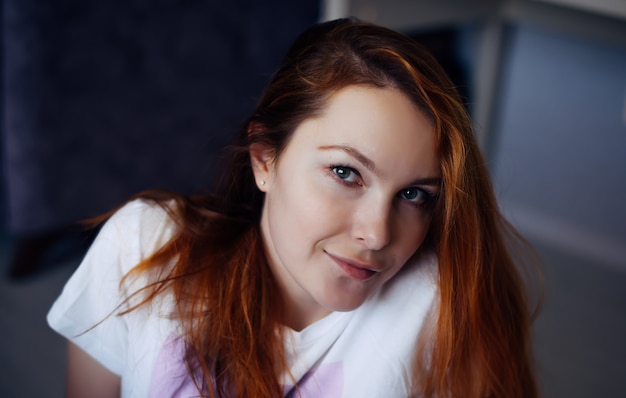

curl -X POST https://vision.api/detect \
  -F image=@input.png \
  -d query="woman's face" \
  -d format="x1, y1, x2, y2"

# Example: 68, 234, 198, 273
252, 85, 440, 330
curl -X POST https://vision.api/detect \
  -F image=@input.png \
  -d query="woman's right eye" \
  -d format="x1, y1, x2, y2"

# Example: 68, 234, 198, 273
331, 166, 361, 185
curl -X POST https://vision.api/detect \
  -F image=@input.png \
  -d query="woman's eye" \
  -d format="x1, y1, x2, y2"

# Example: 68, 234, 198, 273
399, 187, 433, 206
331, 166, 360, 184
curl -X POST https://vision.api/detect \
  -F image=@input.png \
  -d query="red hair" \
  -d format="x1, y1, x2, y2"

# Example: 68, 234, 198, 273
109, 18, 539, 397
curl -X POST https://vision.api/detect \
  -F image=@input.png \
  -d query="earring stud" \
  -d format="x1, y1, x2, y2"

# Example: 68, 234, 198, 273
260, 180, 265, 186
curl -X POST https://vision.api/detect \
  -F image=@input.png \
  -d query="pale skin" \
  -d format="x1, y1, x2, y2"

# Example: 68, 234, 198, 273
66, 342, 120, 398
251, 85, 439, 331
65, 84, 439, 394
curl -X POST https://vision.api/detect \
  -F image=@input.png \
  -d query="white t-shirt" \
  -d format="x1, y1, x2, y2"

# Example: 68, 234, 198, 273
48, 200, 438, 397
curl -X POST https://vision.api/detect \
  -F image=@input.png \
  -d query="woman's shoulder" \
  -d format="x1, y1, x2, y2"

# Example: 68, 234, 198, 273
103, 198, 179, 256
47, 198, 183, 386
109, 198, 175, 231
55, 198, 181, 293
47, 198, 181, 328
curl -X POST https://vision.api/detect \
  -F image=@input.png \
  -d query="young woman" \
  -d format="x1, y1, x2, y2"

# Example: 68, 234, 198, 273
48, 18, 539, 397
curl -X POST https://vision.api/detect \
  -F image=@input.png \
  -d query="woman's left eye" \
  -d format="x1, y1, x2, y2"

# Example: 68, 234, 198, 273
399, 187, 433, 206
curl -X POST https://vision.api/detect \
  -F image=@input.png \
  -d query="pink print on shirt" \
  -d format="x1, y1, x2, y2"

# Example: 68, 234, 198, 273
284, 362, 344, 397
149, 333, 344, 397
148, 333, 203, 397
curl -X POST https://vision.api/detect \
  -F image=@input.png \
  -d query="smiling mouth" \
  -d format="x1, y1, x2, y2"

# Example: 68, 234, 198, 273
327, 253, 379, 281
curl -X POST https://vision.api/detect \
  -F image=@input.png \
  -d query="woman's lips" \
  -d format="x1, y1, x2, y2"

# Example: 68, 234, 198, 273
327, 253, 379, 281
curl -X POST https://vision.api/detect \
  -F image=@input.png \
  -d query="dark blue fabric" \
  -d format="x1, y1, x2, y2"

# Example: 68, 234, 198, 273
2, 0, 319, 234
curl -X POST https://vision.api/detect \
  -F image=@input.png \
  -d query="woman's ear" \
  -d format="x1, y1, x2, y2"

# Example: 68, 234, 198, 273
249, 142, 274, 192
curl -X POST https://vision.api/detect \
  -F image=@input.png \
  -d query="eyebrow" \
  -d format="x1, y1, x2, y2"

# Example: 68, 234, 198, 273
318, 144, 441, 187
319, 144, 376, 171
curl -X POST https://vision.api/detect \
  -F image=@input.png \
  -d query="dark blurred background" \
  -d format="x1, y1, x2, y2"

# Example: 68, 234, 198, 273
1, 0, 625, 397
1, 0, 321, 277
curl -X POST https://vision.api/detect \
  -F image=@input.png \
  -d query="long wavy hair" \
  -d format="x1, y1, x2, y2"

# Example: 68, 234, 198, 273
114, 18, 539, 397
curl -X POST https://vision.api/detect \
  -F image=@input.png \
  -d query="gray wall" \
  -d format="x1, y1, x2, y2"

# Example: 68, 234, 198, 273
491, 23, 626, 269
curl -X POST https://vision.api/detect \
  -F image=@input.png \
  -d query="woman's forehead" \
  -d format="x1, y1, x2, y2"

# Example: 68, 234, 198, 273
281, 85, 440, 180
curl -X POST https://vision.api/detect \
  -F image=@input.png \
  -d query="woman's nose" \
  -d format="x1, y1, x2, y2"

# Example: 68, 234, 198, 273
352, 199, 392, 251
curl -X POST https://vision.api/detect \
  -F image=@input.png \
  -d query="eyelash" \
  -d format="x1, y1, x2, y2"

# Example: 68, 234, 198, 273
329, 165, 438, 208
